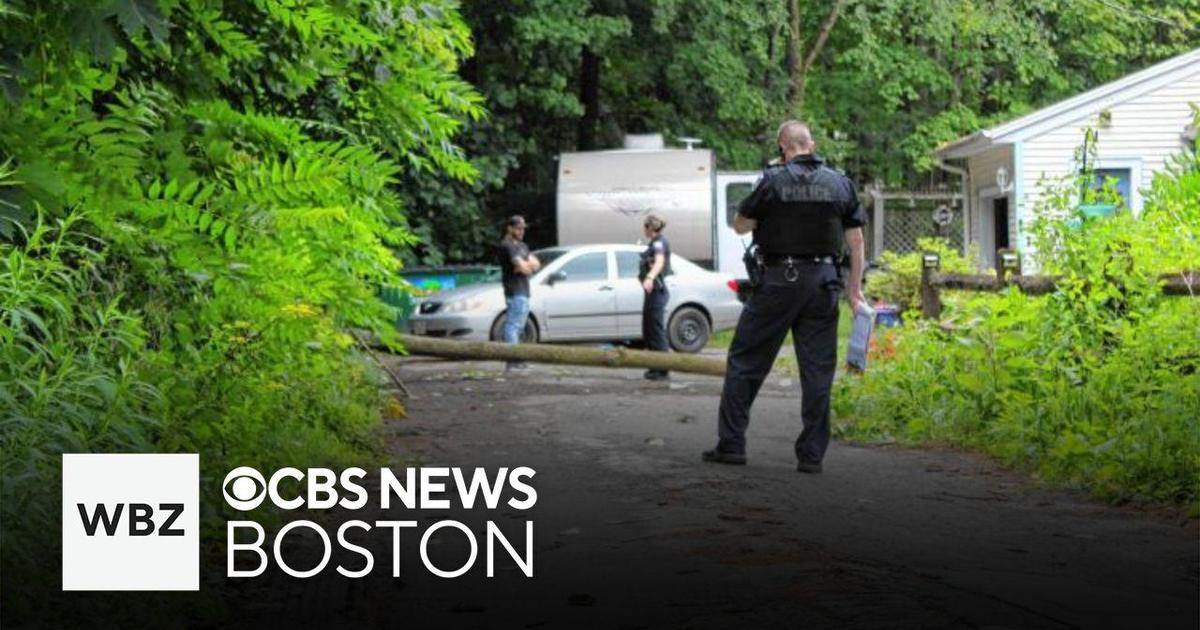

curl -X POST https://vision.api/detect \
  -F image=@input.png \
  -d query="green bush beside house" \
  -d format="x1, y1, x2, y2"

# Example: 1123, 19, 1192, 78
835, 145, 1200, 506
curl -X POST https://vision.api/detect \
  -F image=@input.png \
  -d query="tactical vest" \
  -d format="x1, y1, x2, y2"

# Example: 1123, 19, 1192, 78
639, 235, 672, 289
753, 161, 846, 256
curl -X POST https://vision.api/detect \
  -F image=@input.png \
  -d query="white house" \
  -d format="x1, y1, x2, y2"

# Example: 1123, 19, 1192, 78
935, 48, 1200, 270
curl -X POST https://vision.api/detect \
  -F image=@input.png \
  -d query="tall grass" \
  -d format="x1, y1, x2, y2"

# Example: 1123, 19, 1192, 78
1, 212, 161, 598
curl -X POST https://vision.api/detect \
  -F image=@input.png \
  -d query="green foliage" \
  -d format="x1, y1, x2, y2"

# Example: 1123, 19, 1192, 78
836, 145, 1200, 504
0, 0, 480, 619
820, 0, 1198, 182
868, 237, 977, 311
408, 0, 1197, 263
1, 213, 159, 568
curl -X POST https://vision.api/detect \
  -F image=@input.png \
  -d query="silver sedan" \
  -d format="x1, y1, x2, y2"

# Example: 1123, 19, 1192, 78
405, 244, 743, 352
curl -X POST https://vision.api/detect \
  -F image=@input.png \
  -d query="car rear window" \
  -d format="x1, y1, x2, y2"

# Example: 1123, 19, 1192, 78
616, 251, 640, 279
616, 248, 702, 277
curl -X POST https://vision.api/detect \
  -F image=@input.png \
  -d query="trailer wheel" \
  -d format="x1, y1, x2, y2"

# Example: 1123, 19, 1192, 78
668, 306, 710, 353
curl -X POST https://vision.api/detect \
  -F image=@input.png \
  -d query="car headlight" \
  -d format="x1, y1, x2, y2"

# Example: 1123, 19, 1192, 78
442, 297, 485, 313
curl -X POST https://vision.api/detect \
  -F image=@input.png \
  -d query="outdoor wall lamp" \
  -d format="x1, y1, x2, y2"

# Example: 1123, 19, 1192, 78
996, 166, 1015, 194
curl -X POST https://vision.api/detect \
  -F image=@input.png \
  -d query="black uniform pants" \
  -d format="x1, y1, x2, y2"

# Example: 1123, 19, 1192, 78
642, 288, 669, 356
717, 263, 840, 463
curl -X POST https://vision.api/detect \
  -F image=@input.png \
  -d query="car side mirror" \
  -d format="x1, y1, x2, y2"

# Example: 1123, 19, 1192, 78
546, 270, 567, 285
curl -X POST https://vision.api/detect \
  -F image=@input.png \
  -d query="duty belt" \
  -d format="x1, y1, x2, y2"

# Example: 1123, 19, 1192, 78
762, 254, 836, 267
760, 254, 836, 282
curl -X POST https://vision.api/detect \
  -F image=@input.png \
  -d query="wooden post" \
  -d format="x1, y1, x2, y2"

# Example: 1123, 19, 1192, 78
996, 248, 1021, 284
920, 252, 942, 320
1162, 270, 1200, 296
872, 184, 885, 259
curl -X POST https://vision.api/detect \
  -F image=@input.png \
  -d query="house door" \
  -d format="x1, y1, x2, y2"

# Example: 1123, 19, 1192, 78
992, 197, 1010, 255
978, 190, 1010, 270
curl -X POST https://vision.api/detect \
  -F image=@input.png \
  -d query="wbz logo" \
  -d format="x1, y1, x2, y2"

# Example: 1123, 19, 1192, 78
62, 454, 199, 591
76, 502, 186, 537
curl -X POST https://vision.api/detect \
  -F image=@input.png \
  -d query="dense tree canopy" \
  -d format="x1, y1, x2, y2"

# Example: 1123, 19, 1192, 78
403, 0, 1198, 262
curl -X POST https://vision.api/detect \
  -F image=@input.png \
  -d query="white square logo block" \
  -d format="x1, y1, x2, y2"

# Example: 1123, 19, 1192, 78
62, 454, 199, 591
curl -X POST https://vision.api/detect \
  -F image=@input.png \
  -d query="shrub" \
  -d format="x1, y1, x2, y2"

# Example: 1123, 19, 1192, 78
0, 1, 481, 621
1, 213, 160, 582
867, 237, 977, 311
836, 142, 1200, 505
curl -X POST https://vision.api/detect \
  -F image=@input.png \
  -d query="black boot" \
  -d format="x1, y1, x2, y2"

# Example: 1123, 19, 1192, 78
701, 448, 746, 465
643, 369, 669, 381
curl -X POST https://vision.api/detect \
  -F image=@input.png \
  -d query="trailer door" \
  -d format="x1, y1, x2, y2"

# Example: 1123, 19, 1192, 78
714, 173, 762, 280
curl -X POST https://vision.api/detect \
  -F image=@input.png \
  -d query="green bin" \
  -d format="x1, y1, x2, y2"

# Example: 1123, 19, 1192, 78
379, 265, 501, 327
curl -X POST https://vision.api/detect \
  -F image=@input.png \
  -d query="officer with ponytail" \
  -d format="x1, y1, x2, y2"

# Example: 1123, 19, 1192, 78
639, 214, 672, 381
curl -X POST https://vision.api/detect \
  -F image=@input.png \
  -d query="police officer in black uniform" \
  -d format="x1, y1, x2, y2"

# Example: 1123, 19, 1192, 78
703, 120, 867, 473
639, 214, 671, 380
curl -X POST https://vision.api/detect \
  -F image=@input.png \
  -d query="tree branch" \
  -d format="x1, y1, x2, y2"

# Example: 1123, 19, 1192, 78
801, 0, 844, 75
786, 0, 801, 102
788, 0, 845, 115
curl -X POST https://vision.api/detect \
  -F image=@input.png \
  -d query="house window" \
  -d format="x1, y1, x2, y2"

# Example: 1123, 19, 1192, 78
1089, 168, 1132, 207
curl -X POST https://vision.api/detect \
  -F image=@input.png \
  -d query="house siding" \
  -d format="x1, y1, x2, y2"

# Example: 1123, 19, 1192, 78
1018, 69, 1200, 232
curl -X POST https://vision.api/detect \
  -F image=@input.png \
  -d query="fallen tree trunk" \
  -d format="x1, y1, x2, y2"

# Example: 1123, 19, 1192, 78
923, 270, 1199, 318
933, 272, 1060, 295
395, 334, 727, 377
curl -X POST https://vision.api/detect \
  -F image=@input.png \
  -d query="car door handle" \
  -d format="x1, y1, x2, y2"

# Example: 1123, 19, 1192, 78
598, 285, 614, 291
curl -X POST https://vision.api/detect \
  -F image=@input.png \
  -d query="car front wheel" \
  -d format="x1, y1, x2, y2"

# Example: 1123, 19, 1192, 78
489, 313, 538, 344
668, 306, 710, 353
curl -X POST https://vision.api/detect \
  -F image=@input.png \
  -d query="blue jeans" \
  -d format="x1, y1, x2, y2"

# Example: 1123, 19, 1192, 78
503, 294, 530, 344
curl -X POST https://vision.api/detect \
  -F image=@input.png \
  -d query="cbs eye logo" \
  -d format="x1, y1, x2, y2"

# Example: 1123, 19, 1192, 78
223, 466, 266, 511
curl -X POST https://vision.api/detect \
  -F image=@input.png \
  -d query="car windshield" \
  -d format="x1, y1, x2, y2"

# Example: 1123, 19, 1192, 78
532, 248, 567, 268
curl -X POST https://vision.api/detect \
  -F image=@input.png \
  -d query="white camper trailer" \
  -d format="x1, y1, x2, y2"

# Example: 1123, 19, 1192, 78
556, 134, 760, 282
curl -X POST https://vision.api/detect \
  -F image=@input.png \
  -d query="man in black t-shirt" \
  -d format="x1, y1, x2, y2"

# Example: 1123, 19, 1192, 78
496, 215, 540, 369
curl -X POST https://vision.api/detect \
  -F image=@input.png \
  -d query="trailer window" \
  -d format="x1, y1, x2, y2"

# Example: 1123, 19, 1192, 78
725, 183, 754, 226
